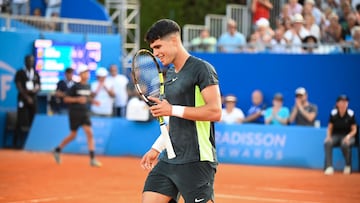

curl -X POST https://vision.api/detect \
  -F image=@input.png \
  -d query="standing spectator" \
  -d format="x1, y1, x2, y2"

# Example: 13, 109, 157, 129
264, 93, 290, 125
324, 95, 357, 175
53, 66, 102, 167
220, 95, 245, 124
284, 13, 310, 53
11, 0, 28, 15
14, 55, 41, 149
91, 67, 115, 117
217, 18, 246, 53
289, 87, 318, 126
45, 0, 61, 18
251, 0, 273, 28
107, 64, 129, 117
50, 67, 74, 114
190, 28, 217, 53
244, 89, 266, 124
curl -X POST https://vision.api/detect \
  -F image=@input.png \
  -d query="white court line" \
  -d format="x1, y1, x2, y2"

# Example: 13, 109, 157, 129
216, 193, 322, 203
258, 187, 324, 195
7, 195, 80, 203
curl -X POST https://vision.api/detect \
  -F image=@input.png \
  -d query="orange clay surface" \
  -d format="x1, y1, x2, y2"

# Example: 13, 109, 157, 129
0, 149, 360, 203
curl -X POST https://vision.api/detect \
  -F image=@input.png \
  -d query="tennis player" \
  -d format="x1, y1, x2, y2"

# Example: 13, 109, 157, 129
140, 19, 222, 203
53, 65, 102, 167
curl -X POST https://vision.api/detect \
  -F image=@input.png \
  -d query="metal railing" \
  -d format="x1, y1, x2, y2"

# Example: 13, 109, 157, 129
226, 4, 250, 38
182, 24, 206, 51
0, 14, 114, 34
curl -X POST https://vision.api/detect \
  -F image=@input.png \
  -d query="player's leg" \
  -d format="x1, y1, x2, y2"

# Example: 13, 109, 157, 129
143, 161, 179, 203
175, 162, 216, 203
82, 122, 102, 167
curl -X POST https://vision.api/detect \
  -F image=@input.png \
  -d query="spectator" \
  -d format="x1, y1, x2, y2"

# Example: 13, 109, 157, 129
320, 0, 341, 14
341, 12, 359, 42
126, 84, 152, 122
276, 4, 291, 30
244, 89, 266, 124
350, 25, 360, 52
251, 0, 273, 28
289, 87, 318, 126
50, 67, 75, 114
91, 67, 115, 117
303, 0, 324, 26
324, 95, 357, 175
303, 13, 321, 40
52, 65, 102, 167
14, 54, 41, 149
288, 0, 303, 16
284, 13, 310, 53
251, 17, 274, 52
45, 0, 61, 18
264, 93, 290, 125
190, 28, 217, 53
107, 64, 129, 117
321, 12, 343, 43
220, 95, 245, 124
47, 12, 61, 31
11, 0, 28, 15
217, 18, 246, 53
302, 35, 320, 53
270, 28, 288, 53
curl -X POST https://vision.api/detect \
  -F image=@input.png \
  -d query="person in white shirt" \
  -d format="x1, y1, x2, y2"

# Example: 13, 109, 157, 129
284, 13, 310, 53
106, 64, 129, 117
221, 95, 245, 124
45, 0, 61, 18
91, 67, 115, 117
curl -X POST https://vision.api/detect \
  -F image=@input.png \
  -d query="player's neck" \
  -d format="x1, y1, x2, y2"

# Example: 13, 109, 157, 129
173, 49, 190, 73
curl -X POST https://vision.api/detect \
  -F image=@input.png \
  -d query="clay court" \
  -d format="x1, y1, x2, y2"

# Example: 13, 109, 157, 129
0, 149, 359, 203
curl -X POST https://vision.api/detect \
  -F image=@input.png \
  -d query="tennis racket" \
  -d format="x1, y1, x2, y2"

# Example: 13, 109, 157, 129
131, 49, 176, 159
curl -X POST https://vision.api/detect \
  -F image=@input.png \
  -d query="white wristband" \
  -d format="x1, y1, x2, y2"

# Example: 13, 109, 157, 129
172, 105, 185, 118
151, 134, 166, 153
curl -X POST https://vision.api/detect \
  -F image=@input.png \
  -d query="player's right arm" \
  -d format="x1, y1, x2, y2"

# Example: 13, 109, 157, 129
140, 148, 160, 170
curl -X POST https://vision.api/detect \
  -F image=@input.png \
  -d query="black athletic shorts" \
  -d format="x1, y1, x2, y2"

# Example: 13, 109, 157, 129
69, 110, 91, 131
143, 160, 217, 203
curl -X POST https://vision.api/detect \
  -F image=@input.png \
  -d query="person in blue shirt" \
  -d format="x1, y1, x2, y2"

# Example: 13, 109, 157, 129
217, 18, 246, 53
244, 89, 266, 124
264, 93, 290, 125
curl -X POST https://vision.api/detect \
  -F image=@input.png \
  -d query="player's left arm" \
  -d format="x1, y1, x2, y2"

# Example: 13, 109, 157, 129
149, 84, 222, 122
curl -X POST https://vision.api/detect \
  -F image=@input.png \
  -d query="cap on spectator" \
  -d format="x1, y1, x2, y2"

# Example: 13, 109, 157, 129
292, 13, 304, 24
77, 65, 89, 74
295, 87, 307, 96
256, 18, 270, 28
305, 0, 315, 5
273, 93, 283, 101
96, 67, 108, 77
224, 95, 237, 102
336, 94, 349, 102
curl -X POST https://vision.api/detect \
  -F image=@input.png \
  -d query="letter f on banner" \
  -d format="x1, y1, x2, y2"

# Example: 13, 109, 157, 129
1, 75, 12, 101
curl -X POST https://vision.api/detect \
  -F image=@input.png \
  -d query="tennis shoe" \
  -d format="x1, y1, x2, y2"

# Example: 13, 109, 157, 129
343, 166, 351, 175
53, 150, 61, 164
324, 166, 334, 175
90, 159, 102, 167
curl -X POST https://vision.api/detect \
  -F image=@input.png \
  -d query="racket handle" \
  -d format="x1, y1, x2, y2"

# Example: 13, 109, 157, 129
160, 125, 176, 159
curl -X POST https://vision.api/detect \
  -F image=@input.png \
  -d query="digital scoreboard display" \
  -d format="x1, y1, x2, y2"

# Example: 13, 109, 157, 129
34, 39, 102, 93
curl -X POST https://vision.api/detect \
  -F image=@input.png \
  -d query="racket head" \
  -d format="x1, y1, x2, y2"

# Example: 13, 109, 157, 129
131, 49, 164, 106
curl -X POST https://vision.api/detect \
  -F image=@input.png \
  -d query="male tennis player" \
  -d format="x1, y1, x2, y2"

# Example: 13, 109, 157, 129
140, 19, 222, 203
53, 65, 102, 167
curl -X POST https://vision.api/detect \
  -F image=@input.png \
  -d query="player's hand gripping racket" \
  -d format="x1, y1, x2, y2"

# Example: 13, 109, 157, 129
131, 49, 176, 159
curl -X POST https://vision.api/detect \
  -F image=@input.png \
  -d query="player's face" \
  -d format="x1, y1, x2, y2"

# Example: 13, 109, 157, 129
150, 35, 176, 66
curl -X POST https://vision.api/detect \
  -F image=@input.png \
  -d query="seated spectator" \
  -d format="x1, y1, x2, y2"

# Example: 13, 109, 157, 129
321, 12, 343, 43
289, 87, 318, 126
251, 18, 274, 52
190, 28, 217, 53
303, 0, 324, 26
126, 85, 151, 122
276, 4, 291, 30
288, 0, 303, 16
50, 67, 75, 114
341, 12, 359, 42
303, 13, 321, 41
302, 35, 320, 53
244, 89, 266, 124
220, 95, 245, 124
324, 95, 357, 175
91, 67, 115, 117
350, 26, 360, 53
284, 13, 310, 53
270, 28, 288, 53
217, 19, 246, 53
264, 93, 290, 125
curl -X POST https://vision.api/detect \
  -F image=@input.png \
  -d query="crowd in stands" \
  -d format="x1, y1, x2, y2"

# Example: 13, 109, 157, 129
190, 0, 360, 54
